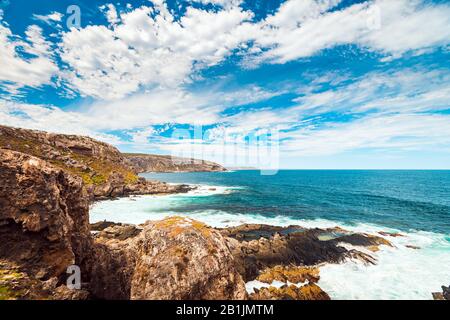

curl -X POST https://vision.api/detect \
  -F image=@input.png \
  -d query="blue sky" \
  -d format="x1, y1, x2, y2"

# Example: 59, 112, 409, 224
0, 0, 449, 169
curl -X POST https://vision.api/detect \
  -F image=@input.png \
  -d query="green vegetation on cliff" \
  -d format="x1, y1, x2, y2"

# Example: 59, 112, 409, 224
0, 125, 138, 187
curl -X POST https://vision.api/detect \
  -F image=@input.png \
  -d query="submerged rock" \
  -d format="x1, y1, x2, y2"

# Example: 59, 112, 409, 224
378, 231, 405, 237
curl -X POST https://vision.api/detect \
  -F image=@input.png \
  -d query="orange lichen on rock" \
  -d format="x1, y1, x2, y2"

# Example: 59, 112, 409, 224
250, 283, 330, 300
153, 216, 211, 238
257, 265, 320, 284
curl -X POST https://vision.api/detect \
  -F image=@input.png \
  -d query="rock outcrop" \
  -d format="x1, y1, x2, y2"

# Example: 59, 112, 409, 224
86, 217, 247, 300
130, 217, 246, 300
125, 153, 227, 173
0, 149, 93, 298
256, 265, 320, 284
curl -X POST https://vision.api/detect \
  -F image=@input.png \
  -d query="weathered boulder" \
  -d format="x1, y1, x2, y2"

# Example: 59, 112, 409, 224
130, 217, 247, 300
85, 217, 248, 300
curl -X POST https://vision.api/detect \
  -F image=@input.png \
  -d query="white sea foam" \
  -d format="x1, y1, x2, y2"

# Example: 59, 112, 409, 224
89, 191, 450, 300
318, 229, 450, 300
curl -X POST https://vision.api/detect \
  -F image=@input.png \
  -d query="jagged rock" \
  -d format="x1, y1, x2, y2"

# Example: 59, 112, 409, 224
250, 283, 330, 300
95, 224, 142, 242
0, 259, 89, 300
335, 233, 392, 248
90, 221, 122, 232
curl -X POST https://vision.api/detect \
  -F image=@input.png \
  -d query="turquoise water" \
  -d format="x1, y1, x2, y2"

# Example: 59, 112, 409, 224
140, 170, 450, 234
90, 170, 450, 299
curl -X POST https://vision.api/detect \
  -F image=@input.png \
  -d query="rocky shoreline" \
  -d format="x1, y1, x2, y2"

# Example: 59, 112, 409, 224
1, 125, 448, 300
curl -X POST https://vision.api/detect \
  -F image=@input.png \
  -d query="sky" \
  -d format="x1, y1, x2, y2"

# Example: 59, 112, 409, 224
0, 0, 449, 169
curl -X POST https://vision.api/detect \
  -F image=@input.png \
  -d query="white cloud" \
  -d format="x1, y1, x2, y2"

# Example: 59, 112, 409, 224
60, 4, 254, 100
100, 4, 120, 25
0, 23, 58, 92
293, 68, 450, 115
33, 12, 63, 24
2, 1, 449, 100
129, 127, 156, 144
253, 0, 450, 64
281, 113, 450, 156
0, 100, 121, 144
197, 0, 242, 5
0, 83, 278, 134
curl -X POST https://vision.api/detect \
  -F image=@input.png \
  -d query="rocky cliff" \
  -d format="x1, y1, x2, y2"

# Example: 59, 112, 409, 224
0, 149, 93, 299
124, 153, 226, 173
0, 125, 198, 200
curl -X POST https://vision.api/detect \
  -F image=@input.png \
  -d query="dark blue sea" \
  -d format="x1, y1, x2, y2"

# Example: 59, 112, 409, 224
140, 170, 450, 234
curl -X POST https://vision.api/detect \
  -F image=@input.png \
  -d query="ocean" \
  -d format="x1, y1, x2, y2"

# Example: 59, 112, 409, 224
90, 170, 450, 300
